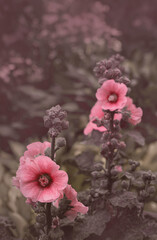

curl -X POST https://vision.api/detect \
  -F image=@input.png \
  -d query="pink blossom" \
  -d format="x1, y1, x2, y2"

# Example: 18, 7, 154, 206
114, 165, 122, 172
13, 156, 68, 203
125, 97, 143, 125
96, 80, 128, 111
54, 184, 88, 220
23, 141, 51, 160
84, 121, 106, 135
13, 141, 52, 192
84, 101, 122, 135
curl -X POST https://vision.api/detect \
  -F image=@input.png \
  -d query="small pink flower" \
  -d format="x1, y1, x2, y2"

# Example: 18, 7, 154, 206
84, 121, 106, 135
89, 101, 105, 120
84, 101, 122, 135
125, 97, 143, 125
114, 165, 122, 172
84, 101, 107, 135
54, 184, 88, 220
96, 80, 128, 111
23, 141, 51, 160
14, 156, 68, 203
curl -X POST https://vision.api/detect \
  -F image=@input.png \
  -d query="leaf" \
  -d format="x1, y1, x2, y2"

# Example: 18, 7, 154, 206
109, 191, 140, 209
126, 130, 145, 146
75, 151, 95, 172
73, 210, 111, 240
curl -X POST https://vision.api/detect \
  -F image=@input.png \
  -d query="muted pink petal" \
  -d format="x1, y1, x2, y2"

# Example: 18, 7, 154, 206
53, 170, 68, 191
36, 155, 59, 174
73, 202, 88, 214
20, 181, 40, 201
37, 186, 60, 202
125, 97, 143, 125
84, 121, 106, 135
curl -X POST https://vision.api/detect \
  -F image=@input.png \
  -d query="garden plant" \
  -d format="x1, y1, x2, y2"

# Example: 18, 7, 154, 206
11, 55, 157, 240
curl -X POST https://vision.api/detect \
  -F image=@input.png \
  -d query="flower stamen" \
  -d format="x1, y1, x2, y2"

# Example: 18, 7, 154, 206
38, 174, 51, 187
108, 93, 118, 103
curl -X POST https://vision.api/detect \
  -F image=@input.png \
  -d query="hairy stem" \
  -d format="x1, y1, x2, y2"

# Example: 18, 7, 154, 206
106, 111, 115, 193
46, 136, 56, 234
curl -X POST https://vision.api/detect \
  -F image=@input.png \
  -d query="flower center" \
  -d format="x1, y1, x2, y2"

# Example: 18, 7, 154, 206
38, 174, 51, 187
108, 93, 118, 103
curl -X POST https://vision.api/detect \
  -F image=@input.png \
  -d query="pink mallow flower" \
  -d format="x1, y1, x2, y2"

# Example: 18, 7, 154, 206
84, 121, 106, 135
96, 79, 128, 111
20, 141, 51, 164
12, 141, 51, 190
84, 101, 122, 135
13, 156, 68, 203
125, 97, 143, 125
54, 184, 88, 220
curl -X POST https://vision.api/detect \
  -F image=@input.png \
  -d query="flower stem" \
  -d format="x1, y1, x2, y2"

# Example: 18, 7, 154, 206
106, 111, 115, 193
51, 136, 56, 161
46, 136, 56, 234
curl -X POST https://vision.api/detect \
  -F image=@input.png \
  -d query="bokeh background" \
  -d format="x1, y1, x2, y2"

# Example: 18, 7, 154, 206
0, 0, 157, 238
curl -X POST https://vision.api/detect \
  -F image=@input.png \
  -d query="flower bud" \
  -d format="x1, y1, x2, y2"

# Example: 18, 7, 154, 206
148, 186, 156, 195
110, 138, 118, 148
61, 120, 69, 130
100, 180, 108, 188
111, 169, 118, 177
39, 234, 49, 240
140, 190, 148, 199
93, 163, 104, 171
90, 188, 95, 196
56, 137, 66, 148
119, 76, 130, 85
93, 192, 99, 198
91, 171, 99, 179
105, 60, 112, 69
119, 141, 126, 150
121, 180, 129, 189
101, 143, 109, 154
98, 78, 106, 85
36, 214, 46, 224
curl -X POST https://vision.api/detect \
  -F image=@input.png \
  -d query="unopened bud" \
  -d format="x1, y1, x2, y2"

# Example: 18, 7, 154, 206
119, 141, 126, 150
110, 138, 118, 148
61, 120, 69, 130
111, 169, 118, 176
94, 163, 104, 171
148, 186, 156, 194
36, 214, 46, 224
56, 137, 66, 148
121, 180, 129, 189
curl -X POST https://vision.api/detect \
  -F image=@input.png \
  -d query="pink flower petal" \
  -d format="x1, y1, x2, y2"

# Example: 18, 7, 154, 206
37, 186, 60, 202
20, 181, 41, 201
36, 156, 59, 174
52, 170, 68, 191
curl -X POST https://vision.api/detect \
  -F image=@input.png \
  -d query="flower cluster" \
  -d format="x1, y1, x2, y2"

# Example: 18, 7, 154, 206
84, 57, 143, 135
44, 105, 69, 137
13, 141, 88, 220
54, 184, 88, 220
12, 142, 68, 203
